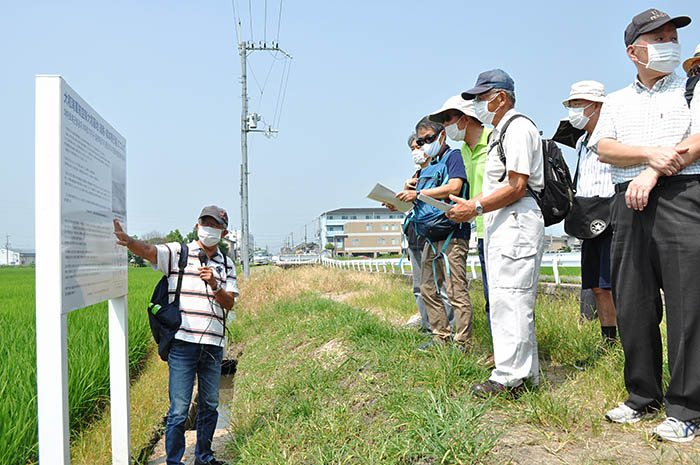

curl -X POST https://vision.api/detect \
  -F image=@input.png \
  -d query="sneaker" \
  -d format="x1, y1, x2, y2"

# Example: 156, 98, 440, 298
604, 403, 653, 424
652, 417, 700, 443
417, 339, 439, 352
402, 314, 421, 328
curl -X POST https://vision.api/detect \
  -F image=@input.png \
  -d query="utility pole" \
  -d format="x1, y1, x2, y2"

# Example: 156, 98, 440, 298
238, 40, 293, 279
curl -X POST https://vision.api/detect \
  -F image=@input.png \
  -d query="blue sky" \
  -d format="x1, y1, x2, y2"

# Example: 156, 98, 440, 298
1, 0, 698, 252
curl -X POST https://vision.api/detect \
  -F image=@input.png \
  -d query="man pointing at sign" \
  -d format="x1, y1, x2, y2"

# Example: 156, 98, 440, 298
114, 205, 237, 465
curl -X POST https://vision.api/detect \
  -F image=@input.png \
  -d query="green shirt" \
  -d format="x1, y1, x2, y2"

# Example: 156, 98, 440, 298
460, 127, 491, 238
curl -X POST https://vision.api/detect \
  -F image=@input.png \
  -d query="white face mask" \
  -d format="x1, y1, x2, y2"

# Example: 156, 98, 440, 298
421, 131, 444, 158
198, 225, 223, 247
637, 42, 681, 73
412, 148, 427, 165
568, 104, 596, 130
445, 116, 467, 141
474, 95, 497, 126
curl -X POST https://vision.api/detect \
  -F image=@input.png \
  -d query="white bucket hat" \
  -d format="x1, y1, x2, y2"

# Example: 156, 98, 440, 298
562, 80, 606, 107
428, 95, 479, 123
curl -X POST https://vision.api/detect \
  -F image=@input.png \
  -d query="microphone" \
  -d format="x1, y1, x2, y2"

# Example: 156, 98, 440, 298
198, 250, 209, 287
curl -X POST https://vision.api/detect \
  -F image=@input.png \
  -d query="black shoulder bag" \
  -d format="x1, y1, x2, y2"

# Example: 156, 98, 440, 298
563, 142, 612, 240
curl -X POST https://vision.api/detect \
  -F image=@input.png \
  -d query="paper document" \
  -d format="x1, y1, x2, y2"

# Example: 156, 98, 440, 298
366, 183, 413, 213
417, 193, 453, 213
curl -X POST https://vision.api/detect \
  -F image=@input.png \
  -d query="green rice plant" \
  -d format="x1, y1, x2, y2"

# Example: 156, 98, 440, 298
0, 266, 160, 465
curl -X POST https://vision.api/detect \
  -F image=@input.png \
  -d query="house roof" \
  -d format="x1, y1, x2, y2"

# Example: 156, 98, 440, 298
323, 207, 395, 216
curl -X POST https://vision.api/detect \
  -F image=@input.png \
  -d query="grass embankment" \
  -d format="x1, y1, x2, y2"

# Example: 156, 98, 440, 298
225, 266, 699, 464
0, 266, 165, 465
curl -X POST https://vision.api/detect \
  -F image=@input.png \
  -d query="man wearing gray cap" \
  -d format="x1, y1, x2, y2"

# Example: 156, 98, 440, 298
113, 205, 237, 465
561, 81, 617, 346
429, 96, 493, 351
447, 69, 545, 396
589, 8, 700, 442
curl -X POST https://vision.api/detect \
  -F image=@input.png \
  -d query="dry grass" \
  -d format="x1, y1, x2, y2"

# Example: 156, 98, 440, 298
70, 347, 170, 465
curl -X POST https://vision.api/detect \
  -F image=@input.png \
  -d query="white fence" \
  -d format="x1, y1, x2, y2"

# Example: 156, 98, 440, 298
319, 252, 581, 285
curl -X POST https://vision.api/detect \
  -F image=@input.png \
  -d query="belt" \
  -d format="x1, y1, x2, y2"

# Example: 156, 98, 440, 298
615, 174, 700, 194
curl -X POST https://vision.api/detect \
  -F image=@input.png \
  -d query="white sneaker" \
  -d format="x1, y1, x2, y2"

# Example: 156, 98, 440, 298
604, 403, 652, 424
402, 314, 421, 328
652, 417, 700, 443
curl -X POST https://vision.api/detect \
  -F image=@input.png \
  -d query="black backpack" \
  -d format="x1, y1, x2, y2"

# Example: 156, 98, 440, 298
494, 114, 574, 226
148, 243, 188, 361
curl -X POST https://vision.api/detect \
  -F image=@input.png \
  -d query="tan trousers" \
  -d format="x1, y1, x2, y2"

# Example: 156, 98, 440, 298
420, 237, 472, 345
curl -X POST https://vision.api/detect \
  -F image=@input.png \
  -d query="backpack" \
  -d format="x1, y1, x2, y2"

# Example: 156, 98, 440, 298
494, 114, 574, 226
412, 149, 468, 242
148, 243, 188, 361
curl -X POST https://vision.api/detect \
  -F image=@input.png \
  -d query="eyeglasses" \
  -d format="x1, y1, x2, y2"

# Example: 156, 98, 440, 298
415, 131, 442, 147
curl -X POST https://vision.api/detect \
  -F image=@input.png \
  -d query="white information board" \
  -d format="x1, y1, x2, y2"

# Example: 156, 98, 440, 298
35, 75, 131, 465
60, 80, 127, 312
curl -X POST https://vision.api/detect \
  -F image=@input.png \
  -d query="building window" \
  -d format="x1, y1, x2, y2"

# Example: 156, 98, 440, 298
366, 215, 371, 219
378, 238, 386, 245
391, 224, 398, 231
327, 215, 334, 220
382, 224, 389, 231
341, 215, 348, 219
365, 224, 373, 231
391, 238, 398, 245
352, 239, 359, 246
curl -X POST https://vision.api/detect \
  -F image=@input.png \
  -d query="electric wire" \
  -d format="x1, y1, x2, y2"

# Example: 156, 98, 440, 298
264, 0, 267, 43
230, 0, 240, 45
276, 0, 283, 43
248, 0, 254, 42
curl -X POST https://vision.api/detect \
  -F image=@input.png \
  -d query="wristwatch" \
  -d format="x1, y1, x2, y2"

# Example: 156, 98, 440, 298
475, 200, 484, 216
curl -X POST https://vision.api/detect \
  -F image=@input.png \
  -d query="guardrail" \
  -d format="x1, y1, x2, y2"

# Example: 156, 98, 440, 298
275, 254, 320, 265
319, 252, 581, 285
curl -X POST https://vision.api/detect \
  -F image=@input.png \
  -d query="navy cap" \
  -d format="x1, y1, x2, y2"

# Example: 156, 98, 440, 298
461, 69, 515, 100
624, 8, 691, 46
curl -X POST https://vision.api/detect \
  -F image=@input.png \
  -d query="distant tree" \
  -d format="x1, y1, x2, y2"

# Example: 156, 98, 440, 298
165, 229, 185, 243
185, 226, 198, 243
560, 245, 572, 253
325, 243, 335, 257
143, 230, 166, 245
218, 240, 229, 257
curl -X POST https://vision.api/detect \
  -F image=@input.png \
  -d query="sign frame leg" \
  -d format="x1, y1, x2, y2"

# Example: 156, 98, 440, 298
108, 295, 131, 464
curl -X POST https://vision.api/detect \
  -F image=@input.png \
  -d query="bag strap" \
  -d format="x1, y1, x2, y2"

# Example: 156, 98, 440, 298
426, 230, 455, 296
174, 243, 188, 305
572, 135, 587, 194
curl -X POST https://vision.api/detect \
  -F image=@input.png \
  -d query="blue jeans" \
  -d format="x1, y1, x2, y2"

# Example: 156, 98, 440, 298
166, 339, 223, 465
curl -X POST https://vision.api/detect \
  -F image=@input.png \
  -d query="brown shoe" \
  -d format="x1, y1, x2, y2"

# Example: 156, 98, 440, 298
470, 380, 523, 399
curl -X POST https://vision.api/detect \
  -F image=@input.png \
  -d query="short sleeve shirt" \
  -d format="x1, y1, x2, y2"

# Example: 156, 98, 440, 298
574, 132, 614, 198
431, 146, 470, 239
482, 109, 544, 197
151, 241, 238, 347
588, 72, 694, 184
691, 80, 700, 134
461, 127, 491, 238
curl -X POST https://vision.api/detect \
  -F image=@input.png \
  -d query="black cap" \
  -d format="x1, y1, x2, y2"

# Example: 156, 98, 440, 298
624, 8, 691, 46
461, 69, 515, 100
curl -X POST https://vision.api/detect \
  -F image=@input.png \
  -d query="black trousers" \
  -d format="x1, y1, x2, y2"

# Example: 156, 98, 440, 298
611, 176, 700, 421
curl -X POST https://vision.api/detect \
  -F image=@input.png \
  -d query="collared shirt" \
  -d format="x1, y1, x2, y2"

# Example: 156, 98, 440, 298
588, 72, 694, 184
152, 241, 239, 347
460, 126, 491, 238
574, 132, 615, 198
482, 109, 544, 197
692, 81, 700, 134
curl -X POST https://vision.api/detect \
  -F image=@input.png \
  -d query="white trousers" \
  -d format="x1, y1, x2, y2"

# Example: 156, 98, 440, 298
484, 196, 544, 387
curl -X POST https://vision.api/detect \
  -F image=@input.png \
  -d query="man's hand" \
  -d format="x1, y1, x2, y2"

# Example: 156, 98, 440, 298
625, 167, 660, 211
198, 266, 218, 288
446, 195, 476, 223
646, 146, 688, 176
396, 190, 417, 203
113, 219, 132, 247
404, 178, 417, 190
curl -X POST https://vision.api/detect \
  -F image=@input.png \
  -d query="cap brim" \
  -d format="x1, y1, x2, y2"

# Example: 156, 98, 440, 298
461, 85, 492, 100
428, 109, 449, 123
683, 56, 700, 73
562, 94, 606, 106
639, 15, 691, 37
200, 214, 226, 226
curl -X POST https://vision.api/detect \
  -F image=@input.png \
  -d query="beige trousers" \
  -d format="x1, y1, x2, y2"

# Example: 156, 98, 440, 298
420, 237, 472, 346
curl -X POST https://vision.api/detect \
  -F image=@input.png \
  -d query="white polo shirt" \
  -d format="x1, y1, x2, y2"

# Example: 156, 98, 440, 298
482, 109, 544, 197
152, 241, 238, 347
589, 72, 694, 184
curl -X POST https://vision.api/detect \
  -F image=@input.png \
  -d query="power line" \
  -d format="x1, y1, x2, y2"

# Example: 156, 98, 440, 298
276, 0, 283, 42
248, 0, 254, 42
230, 0, 240, 44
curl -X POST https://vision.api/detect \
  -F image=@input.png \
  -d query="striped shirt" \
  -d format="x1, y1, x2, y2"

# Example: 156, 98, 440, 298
152, 241, 238, 347
573, 132, 614, 198
588, 72, 694, 184
692, 83, 700, 134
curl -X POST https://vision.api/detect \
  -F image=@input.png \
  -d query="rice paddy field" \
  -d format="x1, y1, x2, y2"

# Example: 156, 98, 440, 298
0, 266, 160, 465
